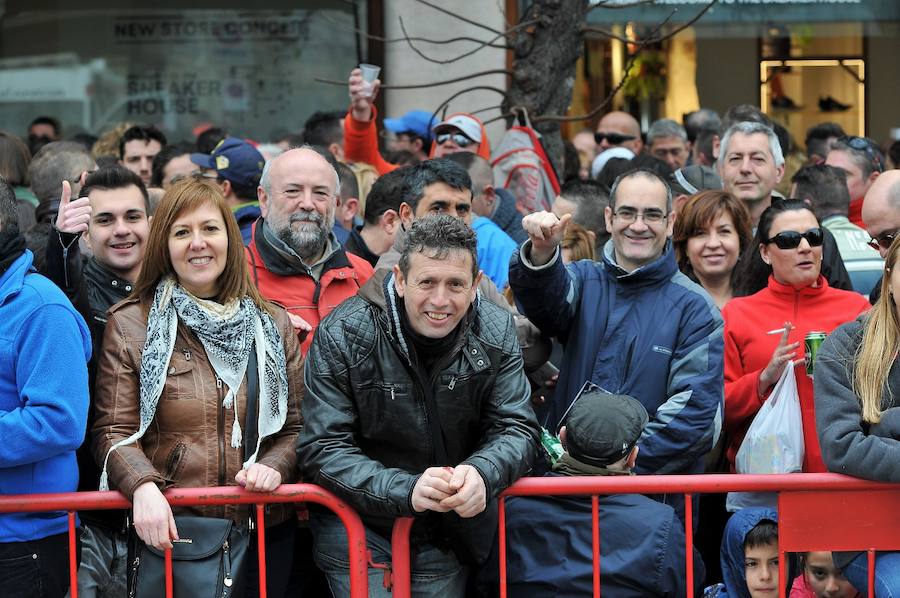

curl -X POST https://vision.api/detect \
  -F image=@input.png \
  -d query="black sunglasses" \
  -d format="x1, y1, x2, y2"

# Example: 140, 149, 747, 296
839, 135, 884, 173
868, 230, 898, 252
435, 132, 475, 148
765, 227, 824, 250
594, 132, 636, 145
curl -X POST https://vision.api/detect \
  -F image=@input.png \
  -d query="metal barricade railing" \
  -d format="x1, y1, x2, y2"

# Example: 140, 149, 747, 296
0, 483, 369, 598
389, 473, 900, 598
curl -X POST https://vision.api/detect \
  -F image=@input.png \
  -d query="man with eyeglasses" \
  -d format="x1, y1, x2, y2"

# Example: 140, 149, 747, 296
190, 137, 265, 245
343, 68, 491, 175
861, 170, 900, 303
509, 169, 724, 511
825, 136, 884, 228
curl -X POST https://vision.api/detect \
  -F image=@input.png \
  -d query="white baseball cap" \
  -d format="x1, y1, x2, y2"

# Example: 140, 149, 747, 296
432, 114, 482, 143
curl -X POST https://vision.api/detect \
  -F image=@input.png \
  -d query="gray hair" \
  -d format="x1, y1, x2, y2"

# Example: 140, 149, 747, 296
609, 168, 673, 212
28, 142, 95, 203
718, 121, 785, 168
259, 144, 341, 197
0, 176, 19, 233
647, 119, 687, 145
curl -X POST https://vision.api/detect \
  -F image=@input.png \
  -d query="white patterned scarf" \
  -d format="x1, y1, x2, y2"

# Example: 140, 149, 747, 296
100, 276, 289, 490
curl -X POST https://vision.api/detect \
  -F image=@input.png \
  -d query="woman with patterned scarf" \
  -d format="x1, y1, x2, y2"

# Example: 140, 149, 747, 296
91, 178, 303, 596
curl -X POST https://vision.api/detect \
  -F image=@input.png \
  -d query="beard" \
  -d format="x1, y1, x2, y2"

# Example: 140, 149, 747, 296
275, 209, 332, 262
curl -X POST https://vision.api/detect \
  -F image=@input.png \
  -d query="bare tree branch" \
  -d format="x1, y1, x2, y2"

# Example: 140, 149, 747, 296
428, 85, 510, 124
319, 11, 508, 48
398, 17, 541, 65
315, 69, 513, 91
412, 0, 505, 36
583, 0, 716, 45
588, 0, 657, 11
530, 7, 679, 124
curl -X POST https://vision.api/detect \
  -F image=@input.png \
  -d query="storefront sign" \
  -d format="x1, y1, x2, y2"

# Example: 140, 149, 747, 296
589, 0, 899, 23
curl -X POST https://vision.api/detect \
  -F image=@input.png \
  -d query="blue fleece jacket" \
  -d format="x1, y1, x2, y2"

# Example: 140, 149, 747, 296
0, 251, 91, 542
473, 216, 518, 291
509, 239, 724, 475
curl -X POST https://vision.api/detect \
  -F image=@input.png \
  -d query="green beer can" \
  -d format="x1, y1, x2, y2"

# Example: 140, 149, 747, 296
805, 331, 827, 377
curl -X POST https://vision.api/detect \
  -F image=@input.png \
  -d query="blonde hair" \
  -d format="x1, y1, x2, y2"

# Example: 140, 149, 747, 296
853, 238, 900, 423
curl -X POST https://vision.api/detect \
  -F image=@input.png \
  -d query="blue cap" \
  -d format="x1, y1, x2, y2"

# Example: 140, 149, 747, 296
190, 137, 265, 188
383, 110, 437, 143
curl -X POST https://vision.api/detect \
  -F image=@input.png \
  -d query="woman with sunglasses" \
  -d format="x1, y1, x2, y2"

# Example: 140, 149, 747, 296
812, 235, 900, 596
721, 199, 869, 473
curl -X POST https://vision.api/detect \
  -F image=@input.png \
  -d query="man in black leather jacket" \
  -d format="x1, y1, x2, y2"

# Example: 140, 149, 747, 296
43, 165, 150, 597
298, 215, 540, 597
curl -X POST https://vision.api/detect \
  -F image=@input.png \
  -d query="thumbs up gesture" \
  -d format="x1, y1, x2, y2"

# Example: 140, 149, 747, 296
521, 211, 572, 266
55, 179, 92, 235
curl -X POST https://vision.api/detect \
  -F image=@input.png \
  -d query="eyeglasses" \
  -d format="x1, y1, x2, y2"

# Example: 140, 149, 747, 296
839, 135, 884, 173
612, 207, 668, 224
868, 230, 898, 252
594, 132, 636, 145
435, 132, 475, 148
765, 227, 824, 250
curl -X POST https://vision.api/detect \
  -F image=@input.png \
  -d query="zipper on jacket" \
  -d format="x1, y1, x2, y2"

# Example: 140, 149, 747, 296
448, 376, 457, 391
216, 377, 226, 487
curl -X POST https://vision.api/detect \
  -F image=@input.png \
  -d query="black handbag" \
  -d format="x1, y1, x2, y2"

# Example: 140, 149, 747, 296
128, 515, 250, 598
128, 345, 261, 598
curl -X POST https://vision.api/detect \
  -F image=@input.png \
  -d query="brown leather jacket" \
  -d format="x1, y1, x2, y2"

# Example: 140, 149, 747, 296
91, 297, 303, 526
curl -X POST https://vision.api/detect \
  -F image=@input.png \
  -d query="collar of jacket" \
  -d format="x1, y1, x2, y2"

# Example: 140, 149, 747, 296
0, 251, 32, 305
492, 188, 519, 227
253, 218, 347, 277
84, 256, 134, 299
766, 273, 829, 299
601, 238, 678, 285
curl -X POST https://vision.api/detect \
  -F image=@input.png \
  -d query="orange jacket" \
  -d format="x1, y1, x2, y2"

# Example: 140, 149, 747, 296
343, 106, 491, 175
246, 223, 374, 355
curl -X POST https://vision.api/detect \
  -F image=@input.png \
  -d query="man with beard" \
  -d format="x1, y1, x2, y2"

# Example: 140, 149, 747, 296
248, 146, 374, 354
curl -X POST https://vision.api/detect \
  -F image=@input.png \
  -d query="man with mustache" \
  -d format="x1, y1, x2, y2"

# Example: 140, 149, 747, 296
248, 146, 374, 354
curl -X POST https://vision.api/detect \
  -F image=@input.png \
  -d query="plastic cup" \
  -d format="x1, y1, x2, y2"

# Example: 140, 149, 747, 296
359, 63, 381, 98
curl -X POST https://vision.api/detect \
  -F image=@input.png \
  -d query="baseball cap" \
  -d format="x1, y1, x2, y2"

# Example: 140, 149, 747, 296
433, 114, 482, 144
190, 137, 265, 188
384, 110, 437, 143
670, 165, 722, 196
563, 390, 649, 468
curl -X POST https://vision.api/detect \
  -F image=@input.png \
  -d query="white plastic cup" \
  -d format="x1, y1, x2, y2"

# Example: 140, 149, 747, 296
359, 63, 381, 98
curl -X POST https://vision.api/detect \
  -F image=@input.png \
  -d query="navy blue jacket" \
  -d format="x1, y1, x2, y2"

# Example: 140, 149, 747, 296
489, 473, 703, 597
509, 240, 724, 475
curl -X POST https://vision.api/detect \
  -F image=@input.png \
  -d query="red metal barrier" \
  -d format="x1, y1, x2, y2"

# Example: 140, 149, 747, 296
0, 483, 369, 598
390, 473, 900, 598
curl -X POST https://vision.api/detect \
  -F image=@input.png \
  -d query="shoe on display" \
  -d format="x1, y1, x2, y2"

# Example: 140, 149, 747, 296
771, 95, 801, 110
819, 96, 851, 112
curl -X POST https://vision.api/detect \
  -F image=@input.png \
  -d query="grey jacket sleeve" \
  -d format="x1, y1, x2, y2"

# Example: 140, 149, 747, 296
814, 319, 900, 482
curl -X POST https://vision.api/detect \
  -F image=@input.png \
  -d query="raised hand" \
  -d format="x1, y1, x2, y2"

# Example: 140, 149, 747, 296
348, 68, 380, 123
758, 322, 802, 396
55, 179, 92, 234
521, 211, 572, 266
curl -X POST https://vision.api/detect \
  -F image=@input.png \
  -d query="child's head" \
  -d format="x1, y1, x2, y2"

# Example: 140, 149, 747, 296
802, 552, 858, 598
743, 519, 778, 598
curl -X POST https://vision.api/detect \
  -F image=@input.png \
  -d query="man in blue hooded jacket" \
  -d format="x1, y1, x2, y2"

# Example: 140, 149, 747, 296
0, 177, 91, 597
509, 168, 724, 484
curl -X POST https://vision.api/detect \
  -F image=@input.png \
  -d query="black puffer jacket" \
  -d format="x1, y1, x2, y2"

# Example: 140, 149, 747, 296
297, 272, 540, 549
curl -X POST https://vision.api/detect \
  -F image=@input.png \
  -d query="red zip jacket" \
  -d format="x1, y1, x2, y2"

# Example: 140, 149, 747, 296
343, 106, 491, 175
246, 224, 374, 355
722, 275, 869, 472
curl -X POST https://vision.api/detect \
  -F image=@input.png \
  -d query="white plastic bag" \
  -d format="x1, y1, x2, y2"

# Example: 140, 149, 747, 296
726, 363, 804, 511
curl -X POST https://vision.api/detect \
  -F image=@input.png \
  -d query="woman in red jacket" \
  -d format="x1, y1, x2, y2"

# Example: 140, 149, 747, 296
722, 199, 869, 472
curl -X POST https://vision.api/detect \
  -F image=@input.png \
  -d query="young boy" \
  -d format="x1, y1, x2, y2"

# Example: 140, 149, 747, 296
705, 507, 779, 597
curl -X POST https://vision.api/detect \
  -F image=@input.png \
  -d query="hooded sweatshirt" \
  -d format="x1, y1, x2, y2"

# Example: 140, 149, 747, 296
708, 508, 779, 598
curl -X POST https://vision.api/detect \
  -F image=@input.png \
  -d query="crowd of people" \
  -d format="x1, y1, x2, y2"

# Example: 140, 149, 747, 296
1, 64, 900, 598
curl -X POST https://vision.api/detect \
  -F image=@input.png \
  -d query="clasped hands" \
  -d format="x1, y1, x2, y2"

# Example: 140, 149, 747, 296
411, 464, 486, 519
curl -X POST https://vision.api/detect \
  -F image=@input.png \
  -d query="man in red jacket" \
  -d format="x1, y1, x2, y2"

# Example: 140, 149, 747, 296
343, 67, 491, 175
248, 146, 374, 354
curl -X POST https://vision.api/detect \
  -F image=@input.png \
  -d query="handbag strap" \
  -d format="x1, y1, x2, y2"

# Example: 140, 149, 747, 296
244, 342, 259, 463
